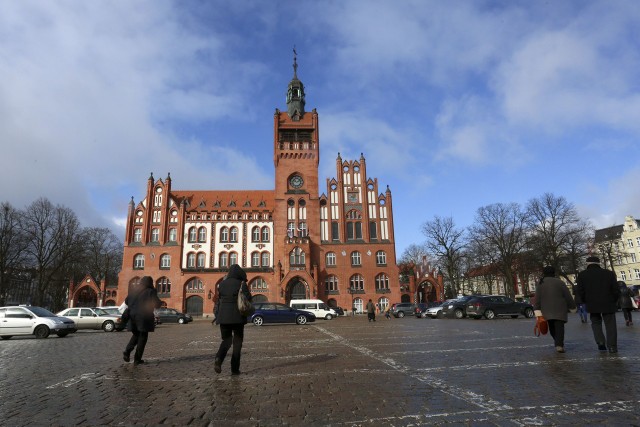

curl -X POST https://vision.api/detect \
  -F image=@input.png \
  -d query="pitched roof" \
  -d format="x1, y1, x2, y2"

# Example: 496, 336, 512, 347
171, 190, 275, 212
594, 225, 623, 243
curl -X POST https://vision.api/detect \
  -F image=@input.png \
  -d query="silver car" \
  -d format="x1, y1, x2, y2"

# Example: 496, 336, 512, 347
0, 306, 77, 339
426, 299, 458, 319
56, 307, 121, 332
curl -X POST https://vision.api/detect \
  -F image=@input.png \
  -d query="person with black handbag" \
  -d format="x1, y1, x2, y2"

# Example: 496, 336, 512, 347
213, 264, 252, 375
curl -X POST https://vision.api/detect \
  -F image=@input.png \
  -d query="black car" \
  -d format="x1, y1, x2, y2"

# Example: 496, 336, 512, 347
440, 296, 478, 319
390, 303, 416, 318
466, 295, 535, 319
331, 306, 345, 316
155, 308, 192, 324
249, 303, 316, 326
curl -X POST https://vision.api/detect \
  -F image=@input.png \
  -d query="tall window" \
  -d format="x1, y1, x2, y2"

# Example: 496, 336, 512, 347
151, 228, 159, 242
230, 227, 238, 242
219, 252, 228, 268
261, 227, 270, 242
326, 252, 336, 267
198, 227, 207, 242
635, 269, 640, 280
621, 270, 627, 280
197, 253, 206, 268
156, 277, 171, 294
160, 254, 171, 268
134, 254, 145, 269
290, 247, 305, 265
325, 275, 339, 292
168, 228, 177, 242
287, 222, 295, 237
134, 229, 142, 242
252, 227, 260, 242
229, 252, 238, 266
346, 210, 362, 240
350, 274, 364, 291
188, 227, 197, 242
261, 252, 270, 267
298, 222, 308, 237
251, 252, 260, 267
369, 222, 377, 240
220, 227, 229, 242
187, 278, 203, 291
376, 251, 387, 265
187, 253, 196, 268
331, 222, 339, 241
351, 251, 361, 266
251, 277, 267, 291
632, 253, 637, 263
375, 274, 390, 290
628, 239, 634, 248
636, 237, 640, 247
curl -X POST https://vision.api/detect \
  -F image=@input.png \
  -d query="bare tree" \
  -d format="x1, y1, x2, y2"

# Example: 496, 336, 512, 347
422, 216, 466, 296
21, 198, 83, 307
399, 243, 429, 265
525, 193, 593, 285
464, 238, 500, 295
469, 203, 527, 298
81, 227, 123, 286
0, 202, 28, 305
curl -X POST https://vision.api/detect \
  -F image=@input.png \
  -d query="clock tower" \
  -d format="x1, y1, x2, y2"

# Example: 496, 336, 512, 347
273, 51, 321, 300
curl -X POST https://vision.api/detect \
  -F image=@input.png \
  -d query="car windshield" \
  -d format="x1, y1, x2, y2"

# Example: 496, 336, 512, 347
27, 306, 56, 317
93, 308, 110, 316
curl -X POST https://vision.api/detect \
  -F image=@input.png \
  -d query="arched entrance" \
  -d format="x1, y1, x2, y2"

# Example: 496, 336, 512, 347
186, 295, 203, 317
76, 287, 97, 307
287, 278, 308, 302
252, 294, 268, 303
417, 281, 438, 303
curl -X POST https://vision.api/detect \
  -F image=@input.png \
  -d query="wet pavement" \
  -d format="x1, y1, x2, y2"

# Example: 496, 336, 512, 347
1, 312, 639, 426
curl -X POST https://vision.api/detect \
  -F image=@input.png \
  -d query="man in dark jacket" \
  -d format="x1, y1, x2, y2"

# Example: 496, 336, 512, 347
576, 256, 621, 353
214, 264, 252, 375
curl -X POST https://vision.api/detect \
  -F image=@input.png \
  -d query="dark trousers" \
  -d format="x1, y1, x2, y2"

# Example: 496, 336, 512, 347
367, 312, 376, 321
590, 312, 617, 348
125, 330, 149, 362
547, 319, 565, 347
216, 324, 244, 373
622, 308, 633, 323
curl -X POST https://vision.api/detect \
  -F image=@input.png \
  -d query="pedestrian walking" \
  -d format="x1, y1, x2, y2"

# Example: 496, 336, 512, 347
618, 281, 634, 326
366, 299, 376, 322
576, 256, 621, 353
533, 266, 576, 353
214, 264, 252, 375
122, 276, 161, 366
572, 284, 588, 323
384, 305, 392, 319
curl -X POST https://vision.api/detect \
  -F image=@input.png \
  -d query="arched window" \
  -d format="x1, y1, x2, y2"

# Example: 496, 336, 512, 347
229, 252, 238, 266
353, 297, 363, 313
346, 210, 362, 240
129, 277, 141, 288
220, 227, 229, 242
230, 227, 238, 242
188, 227, 197, 242
168, 228, 177, 242
261, 226, 270, 242
151, 228, 159, 242
326, 252, 336, 267
156, 277, 171, 294
351, 251, 361, 266
186, 277, 203, 291
250, 277, 268, 291
251, 252, 260, 267
252, 226, 260, 242
219, 252, 228, 268
134, 254, 144, 269
187, 253, 196, 268
290, 247, 305, 265
325, 275, 339, 292
375, 274, 389, 290
261, 252, 270, 267
197, 252, 206, 268
350, 274, 364, 291
198, 226, 207, 242
160, 254, 171, 268
376, 251, 387, 265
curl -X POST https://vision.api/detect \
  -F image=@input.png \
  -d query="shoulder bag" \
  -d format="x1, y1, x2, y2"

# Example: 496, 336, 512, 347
237, 282, 254, 316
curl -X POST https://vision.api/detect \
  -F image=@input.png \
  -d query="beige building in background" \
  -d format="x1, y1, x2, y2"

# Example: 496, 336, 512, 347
594, 215, 640, 288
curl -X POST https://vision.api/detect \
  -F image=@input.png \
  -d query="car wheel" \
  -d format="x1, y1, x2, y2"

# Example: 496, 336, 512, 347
436, 311, 443, 319
296, 315, 308, 325
1, 336, 12, 340
524, 308, 534, 318
252, 316, 264, 326
397, 311, 405, 318
56, 332, 69, 338
454, 309, 464, 319
102, 321, 115, 332
325, 314, 333, 320
484, 309, 496, 320
34, 325, 50, 339
178, 318, 185, 324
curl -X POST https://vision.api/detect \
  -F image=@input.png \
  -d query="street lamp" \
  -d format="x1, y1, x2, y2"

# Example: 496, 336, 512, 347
348, 287, 356, 315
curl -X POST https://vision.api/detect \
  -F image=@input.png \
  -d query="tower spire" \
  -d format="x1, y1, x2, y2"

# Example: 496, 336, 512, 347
293, 46, 298, 79
286, 47, 305, 120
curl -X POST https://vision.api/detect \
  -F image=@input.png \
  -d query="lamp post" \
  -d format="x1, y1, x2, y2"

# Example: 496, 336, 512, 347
348, 287, 356, 316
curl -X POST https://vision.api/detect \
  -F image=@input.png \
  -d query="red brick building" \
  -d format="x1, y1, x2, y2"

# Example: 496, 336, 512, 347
116, 56, 400, 316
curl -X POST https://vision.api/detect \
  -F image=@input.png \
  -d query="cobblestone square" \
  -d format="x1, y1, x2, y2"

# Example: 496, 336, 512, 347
1, 314, 639, 426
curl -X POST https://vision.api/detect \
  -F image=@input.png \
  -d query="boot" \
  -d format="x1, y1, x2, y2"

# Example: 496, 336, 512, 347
214, 357, 222, 374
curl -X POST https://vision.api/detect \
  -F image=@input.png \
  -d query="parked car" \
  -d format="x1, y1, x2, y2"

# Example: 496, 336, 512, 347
56, 307, 121, 332
250, 303, 316, 326
290, 299, 337, 320
466, 295, 535, 319
99, 306, 160, 329
425, 300, 457, 318
0, 306, 77, 339
155, 308, 192, 324
390, 303, 416, 318
331, 306, 345, 316
440, 296, 478, 319
413, 303, 431, 318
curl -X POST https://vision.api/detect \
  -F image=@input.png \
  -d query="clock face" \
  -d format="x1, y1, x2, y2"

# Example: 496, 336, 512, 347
290, 175, 304, 189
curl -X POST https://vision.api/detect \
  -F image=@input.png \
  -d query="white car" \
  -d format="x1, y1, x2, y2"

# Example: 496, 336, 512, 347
56, 307, 121, 332
0, 306, 77, 339
425, 299, 458, 319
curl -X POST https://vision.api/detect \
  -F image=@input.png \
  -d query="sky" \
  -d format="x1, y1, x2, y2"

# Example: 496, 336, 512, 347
1, 1, 639, 257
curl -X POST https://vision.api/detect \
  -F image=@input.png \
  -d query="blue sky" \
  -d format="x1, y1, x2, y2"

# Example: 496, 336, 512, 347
1, 1, 639, 256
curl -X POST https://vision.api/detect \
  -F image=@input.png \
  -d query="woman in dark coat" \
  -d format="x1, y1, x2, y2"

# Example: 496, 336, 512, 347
214, 264, 252, 375
122, 276, 161, 365
618, 282, 634, 326
534, 266, 576, 353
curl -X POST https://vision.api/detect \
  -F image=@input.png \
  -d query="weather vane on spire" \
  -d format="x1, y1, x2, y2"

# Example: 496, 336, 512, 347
293, 45, 298, 78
